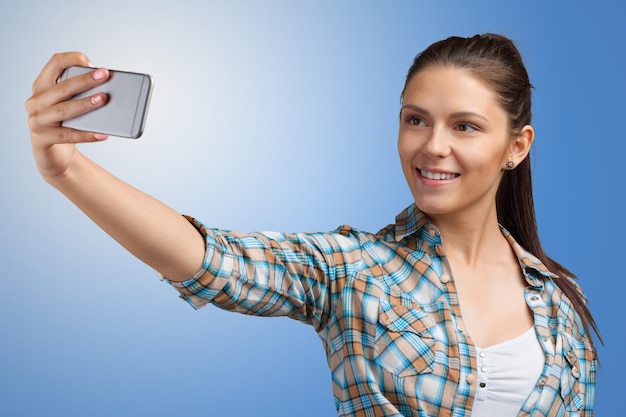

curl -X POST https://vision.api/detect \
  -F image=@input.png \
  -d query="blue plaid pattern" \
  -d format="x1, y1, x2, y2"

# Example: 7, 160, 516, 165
165, 204, 596, 416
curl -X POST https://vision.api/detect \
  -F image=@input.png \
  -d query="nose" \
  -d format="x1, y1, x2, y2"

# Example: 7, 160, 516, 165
422, 126, 451, 159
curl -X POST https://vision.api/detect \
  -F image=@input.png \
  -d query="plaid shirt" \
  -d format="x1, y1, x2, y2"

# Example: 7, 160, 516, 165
165, 204, 596, 416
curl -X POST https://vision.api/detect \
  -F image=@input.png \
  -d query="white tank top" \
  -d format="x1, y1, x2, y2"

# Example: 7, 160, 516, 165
470, 327, 545, 416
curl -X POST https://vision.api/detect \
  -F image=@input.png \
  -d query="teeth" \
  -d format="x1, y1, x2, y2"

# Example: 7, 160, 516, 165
420, 170, 457, 180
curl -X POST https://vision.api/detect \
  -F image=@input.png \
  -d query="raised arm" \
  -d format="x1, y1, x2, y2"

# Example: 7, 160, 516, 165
25, 52, 205, 281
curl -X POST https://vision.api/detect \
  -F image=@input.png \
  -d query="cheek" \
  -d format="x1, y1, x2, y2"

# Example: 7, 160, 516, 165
398, 140, 419, 184
397, 134, 417, 162
459, 151, 506, 176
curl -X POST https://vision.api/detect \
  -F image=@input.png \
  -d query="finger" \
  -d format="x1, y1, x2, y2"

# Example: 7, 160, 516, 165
33, 92, 109, 127
30, 67, 110, 115
32, 125, 108, 148
32, 52, 93, 96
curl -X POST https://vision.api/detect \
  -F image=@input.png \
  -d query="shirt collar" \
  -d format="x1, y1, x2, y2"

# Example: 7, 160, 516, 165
394, 203, 430, 242
394, 203, 557, 287
499, 225, 558, 286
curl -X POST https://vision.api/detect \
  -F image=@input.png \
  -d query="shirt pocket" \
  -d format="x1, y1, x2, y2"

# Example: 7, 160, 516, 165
558, 332, 586, 413
374, 301, 436, 377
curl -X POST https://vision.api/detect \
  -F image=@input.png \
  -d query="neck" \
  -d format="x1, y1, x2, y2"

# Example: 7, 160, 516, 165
428, 206, 508, 268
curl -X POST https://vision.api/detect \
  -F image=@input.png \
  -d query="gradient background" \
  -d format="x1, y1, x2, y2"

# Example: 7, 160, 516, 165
1, 0, 623, 415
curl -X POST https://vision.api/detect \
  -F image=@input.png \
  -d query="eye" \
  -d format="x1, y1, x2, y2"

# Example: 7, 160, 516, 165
405, 115, 426, 126
455, 123, 479, 133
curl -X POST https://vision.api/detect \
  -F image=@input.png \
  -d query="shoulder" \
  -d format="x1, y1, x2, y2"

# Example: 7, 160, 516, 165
541, 277, 594, 349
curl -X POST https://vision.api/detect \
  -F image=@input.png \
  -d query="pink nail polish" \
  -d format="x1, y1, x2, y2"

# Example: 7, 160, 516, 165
92, 68, 106, 81
94, 133, 108, 140
90, 94, 102, 105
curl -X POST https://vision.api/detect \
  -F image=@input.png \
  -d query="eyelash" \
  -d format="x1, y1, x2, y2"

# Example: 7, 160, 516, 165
404, 115, 480, 133
404, 115, 426, 126
455, 123, 480, 133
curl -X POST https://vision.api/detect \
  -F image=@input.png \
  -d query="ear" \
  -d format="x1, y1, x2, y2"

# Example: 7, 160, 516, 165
508, 125, 534, 167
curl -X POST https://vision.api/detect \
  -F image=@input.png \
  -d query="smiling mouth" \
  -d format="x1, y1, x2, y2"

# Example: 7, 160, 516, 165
419, 169, 460, 180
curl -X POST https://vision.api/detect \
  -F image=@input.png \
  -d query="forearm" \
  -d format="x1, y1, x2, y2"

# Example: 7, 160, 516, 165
46, 150, 205, 281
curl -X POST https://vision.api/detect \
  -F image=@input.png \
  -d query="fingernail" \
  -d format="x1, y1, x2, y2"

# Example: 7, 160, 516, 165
90, 94, 102, 105
94, 133, 108, 140
92, 68, 107, 81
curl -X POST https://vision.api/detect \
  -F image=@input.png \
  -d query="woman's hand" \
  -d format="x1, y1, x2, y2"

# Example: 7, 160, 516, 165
26, 52, 110, 180
24, 52, 206, 281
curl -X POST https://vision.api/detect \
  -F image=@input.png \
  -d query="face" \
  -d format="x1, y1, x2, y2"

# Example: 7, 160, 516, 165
398, 66, 517, 221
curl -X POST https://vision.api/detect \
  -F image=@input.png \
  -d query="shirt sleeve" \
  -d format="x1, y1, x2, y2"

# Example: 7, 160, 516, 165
162, 215, 363, 331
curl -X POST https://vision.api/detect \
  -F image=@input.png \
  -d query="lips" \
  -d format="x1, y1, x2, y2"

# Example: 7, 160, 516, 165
419, 169, 459, 180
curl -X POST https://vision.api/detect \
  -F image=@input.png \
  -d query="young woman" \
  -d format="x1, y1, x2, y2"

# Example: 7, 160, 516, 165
26, 33, 598, 416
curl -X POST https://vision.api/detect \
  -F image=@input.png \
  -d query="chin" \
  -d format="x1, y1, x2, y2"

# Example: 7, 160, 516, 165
414, 202, 452, 217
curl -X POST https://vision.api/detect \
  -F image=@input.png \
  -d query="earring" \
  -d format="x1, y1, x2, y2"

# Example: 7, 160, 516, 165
506, 161, 515, 169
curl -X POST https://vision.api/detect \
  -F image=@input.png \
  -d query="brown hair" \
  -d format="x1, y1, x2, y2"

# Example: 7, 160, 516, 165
401, 33, 600, 351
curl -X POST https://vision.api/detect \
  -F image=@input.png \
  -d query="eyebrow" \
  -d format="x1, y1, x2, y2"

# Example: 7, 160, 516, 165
400, 104, 490, 123
400, 104, 431, 116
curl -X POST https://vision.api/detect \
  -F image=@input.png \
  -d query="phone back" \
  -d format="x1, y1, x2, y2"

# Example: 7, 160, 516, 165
61, 66, 153, 138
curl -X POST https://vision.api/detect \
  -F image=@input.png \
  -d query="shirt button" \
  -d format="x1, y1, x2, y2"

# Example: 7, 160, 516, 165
571, 366, 580, 379
466, 374, 476, 385
481, 366, 488, 373
440, 274, 450, 284
479, 352, 486, 358
538, 378, 546, 388
530, 295, 540, 301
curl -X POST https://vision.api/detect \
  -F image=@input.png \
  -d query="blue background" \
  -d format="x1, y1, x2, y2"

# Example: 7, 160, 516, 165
1, 0, 623, 415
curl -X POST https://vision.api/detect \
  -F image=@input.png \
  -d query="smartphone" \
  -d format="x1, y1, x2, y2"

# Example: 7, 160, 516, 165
60, 66, 154, 139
